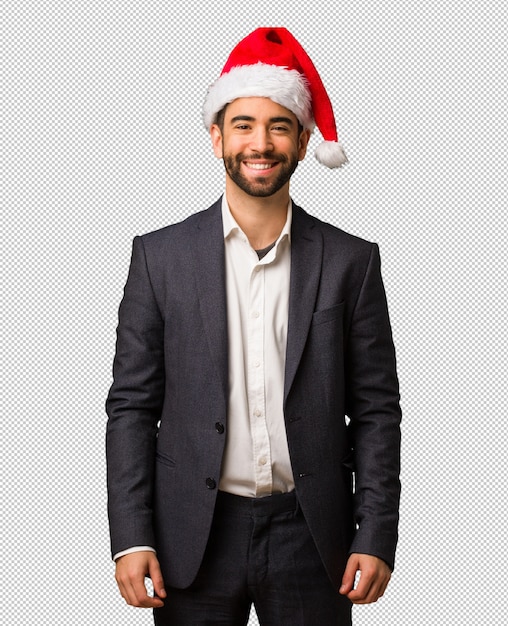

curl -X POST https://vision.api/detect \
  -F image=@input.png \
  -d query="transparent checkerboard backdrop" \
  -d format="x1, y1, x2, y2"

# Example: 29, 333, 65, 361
3, 1, 506, 624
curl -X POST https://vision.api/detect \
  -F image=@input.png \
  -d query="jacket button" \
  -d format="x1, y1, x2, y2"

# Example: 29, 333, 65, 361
206, 477, 216, 490
215, 422, 225, 434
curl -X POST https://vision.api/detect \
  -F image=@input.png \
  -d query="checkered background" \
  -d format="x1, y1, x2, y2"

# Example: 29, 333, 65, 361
3, 1, 507, 624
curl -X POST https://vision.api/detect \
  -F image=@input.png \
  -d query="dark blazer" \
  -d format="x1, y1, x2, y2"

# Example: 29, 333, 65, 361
106, 198, 401, 590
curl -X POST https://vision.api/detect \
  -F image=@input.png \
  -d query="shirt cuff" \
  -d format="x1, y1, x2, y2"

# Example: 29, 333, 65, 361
113, 546, 156, 561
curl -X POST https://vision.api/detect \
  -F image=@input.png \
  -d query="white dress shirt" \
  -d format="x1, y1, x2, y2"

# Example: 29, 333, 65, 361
219, 194, 295, 497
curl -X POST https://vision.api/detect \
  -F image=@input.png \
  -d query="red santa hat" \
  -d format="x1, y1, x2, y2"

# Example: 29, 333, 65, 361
203, 27, 347, 169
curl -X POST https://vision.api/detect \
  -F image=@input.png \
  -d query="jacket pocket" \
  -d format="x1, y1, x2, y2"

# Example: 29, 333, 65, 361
155, 451, 176, 468
312, 301, 345, 326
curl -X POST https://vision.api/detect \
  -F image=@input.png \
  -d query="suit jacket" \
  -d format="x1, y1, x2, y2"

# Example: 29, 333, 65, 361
106, 198, 401, 590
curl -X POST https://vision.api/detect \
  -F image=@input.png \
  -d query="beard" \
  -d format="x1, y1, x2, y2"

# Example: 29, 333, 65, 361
223, 150, 299, 197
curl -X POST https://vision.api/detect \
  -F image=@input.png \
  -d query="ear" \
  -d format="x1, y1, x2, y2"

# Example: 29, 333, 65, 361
210, 124, 223, 158
298, 128, 311, 161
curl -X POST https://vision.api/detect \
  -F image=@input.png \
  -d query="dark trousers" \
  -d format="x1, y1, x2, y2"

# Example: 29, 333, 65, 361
154, 490, 352, 625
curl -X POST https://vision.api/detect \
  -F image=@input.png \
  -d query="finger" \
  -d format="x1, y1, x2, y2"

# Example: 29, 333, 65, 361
364, 577, 389, 604
349, 569, 391, 604
115, 569, 137, 606
116, 565, 164, 608
116, 578, 130, 605
339, 555, 359, 595
125, 577, 165, 608
148, 557, 167, 600
347, 569, 375, 604
377, 572, 391, 599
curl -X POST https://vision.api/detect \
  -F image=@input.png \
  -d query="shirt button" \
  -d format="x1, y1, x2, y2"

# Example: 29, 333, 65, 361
206, 477, 216, 489
259, 457, 267, 466
254, 360, 260, 368
252, 311, 260, 318
215, 422, 225, 434
254, 409, 262, 417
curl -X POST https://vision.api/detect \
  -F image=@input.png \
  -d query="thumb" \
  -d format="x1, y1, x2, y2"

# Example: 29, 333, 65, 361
148, 555, 167, 599
339, 554, 359, 595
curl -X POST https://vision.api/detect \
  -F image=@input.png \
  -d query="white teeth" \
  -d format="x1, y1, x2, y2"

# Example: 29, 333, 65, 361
245, 162, 274, 170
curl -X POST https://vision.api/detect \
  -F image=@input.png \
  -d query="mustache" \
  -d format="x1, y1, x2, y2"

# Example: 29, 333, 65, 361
235, 151, 289, 163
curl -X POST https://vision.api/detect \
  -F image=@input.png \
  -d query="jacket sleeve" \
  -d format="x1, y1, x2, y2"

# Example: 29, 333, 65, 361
345, 243, 402, 569
105, 236, 165, 558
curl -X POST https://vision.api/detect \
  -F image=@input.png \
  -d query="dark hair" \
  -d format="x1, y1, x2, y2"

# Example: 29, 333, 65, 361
216, 106, 227, 134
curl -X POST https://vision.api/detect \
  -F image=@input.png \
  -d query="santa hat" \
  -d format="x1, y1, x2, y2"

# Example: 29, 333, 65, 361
203, 27, 347, 169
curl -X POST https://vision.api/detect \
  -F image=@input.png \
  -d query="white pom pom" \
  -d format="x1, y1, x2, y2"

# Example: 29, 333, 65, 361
315, 141, 348, 169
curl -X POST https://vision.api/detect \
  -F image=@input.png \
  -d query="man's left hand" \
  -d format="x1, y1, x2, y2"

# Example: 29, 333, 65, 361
339, 553, 392, 604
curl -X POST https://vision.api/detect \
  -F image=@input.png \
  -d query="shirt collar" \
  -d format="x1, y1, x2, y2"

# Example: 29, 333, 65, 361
221, 193, 292, 244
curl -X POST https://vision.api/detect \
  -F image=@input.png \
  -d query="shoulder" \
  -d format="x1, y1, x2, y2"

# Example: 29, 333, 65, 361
138, 198, 222, 248
292, 203, 376, 256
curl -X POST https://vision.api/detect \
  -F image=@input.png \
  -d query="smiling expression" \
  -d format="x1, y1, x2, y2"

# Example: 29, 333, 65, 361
211, 97, 310, 198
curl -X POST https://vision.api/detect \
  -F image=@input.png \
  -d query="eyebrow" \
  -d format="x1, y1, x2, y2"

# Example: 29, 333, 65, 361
230, 115, 295, 126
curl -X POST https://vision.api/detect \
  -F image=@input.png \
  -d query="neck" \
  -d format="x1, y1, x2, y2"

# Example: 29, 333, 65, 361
225, 178, 290, 250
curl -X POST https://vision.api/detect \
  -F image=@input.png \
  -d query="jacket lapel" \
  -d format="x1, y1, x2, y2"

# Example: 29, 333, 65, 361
190, 200, 229, 402
189, 199, 322, 407
284, 203, 323, 403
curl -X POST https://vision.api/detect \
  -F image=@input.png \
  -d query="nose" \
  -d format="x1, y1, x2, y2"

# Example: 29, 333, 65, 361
249, 126, 273, 154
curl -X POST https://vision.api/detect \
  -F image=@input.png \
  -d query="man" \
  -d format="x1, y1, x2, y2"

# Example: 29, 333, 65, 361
106, 27, 401, 625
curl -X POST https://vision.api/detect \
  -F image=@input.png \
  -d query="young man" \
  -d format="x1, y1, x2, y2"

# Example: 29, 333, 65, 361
106, 27, 401, 625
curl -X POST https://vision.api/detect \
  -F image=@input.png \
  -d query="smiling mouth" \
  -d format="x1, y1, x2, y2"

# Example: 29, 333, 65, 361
244, 161, 278, 170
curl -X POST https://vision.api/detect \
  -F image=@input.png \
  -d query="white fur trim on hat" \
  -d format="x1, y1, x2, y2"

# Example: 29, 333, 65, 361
315, 141, 348, 169
203, 62, 315, 131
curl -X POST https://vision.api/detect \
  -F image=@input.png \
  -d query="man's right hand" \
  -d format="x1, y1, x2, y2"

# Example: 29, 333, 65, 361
115, 551, 167, 608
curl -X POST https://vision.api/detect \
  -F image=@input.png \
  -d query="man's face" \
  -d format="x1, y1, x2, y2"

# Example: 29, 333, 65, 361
211, 97, 310, 198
